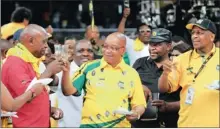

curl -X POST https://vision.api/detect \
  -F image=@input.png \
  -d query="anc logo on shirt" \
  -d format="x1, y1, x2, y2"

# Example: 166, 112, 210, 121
123, 99, 127, 104
130, 81, 134, 87
96, 78, 105, 87
96, 114, 101, 120
100, 68, 104, 72
216, 65, 220, 71
118, 81, 125, 89
86, 79, 91, 85
152, 31, 157, 36
91, 70, 96, 76
128, 91, 131, 97
89, 116, 93, 121
196, 19, 203, 24
122, 71, 126, 75
105, 111, 110, 117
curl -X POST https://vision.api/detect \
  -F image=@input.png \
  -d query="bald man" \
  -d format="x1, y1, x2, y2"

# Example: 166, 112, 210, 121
85, 25, 104, 59
1, 24, 64, 127
61, 32, 146, 127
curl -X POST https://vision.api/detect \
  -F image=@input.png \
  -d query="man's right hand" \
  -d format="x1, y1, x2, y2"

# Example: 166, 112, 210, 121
162, 60, 176, 75
123, 8, 130, 18
62, 60, 70, 72
31, 83, 44, 96
46, 60, 65, 76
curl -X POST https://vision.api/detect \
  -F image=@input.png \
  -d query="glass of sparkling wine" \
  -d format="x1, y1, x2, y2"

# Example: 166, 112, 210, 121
54, 44, 62, 60
61, 45, 69, 62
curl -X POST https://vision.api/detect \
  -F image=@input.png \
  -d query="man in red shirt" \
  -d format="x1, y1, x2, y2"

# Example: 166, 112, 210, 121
1, 24, 64, 127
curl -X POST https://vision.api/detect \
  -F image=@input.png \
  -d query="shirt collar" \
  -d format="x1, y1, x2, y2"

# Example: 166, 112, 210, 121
147, 56, 154, 63
100, 58, 127, 71
70, 61, 79, 69
192, 44, 216, 59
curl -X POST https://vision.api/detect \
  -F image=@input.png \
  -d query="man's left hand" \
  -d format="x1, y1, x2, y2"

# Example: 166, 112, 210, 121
51, 107, 63, 120
151, 100, 167, 112
126, 111, 140, 121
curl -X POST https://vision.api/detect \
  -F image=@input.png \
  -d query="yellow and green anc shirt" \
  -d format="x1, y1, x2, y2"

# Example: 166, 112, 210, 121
71, 58, 146, 128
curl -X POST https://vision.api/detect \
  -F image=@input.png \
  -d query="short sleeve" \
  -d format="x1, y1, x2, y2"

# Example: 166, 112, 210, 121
71, 63, 87, 96
2, 59, 32, 97
167, 57, 182, 92
130, 70, 147, 108
125, 35, 134, 49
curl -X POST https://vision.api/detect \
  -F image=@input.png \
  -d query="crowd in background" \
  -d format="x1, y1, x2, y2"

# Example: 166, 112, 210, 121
2, 0, 220, 43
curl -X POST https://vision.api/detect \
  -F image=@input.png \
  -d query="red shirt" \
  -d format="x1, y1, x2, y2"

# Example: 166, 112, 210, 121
1, 56, 50, 127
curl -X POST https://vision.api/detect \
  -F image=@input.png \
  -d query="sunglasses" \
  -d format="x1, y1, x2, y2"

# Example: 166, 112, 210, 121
139, 29, 151, 33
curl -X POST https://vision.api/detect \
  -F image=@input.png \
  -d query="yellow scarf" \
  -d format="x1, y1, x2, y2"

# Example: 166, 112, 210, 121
6, 43, 44, 78
134, 38, 144, 51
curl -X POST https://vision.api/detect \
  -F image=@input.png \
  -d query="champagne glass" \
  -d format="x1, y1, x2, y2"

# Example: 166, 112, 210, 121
54, 44, 62, 60
61, 45, 69, 62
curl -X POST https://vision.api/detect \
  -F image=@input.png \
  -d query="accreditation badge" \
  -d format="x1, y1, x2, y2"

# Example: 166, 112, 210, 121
185, 86, 195, 105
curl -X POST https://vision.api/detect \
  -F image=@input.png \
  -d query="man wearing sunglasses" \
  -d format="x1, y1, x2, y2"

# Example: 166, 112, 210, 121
118, 7, 151, 66
158, 19, 219, 127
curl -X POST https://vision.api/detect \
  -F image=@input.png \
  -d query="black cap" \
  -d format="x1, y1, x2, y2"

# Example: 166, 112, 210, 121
186, 18, 217, 34
149, 28, 172, 43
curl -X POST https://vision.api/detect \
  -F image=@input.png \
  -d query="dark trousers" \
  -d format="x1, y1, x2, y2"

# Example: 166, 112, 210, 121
131, 120, 160, 128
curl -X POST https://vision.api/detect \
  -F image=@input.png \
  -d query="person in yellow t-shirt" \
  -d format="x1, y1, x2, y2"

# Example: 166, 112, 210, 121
158, 18, 219, 127
1, 7, 32, 41
61, 32, 146, 128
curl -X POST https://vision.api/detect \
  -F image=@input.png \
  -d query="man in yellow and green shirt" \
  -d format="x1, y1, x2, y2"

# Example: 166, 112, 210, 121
61, 32, 146, 127
158, 18, 219, 127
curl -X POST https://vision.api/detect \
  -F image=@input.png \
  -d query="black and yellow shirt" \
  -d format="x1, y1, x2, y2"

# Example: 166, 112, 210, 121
71, 58, 146, 127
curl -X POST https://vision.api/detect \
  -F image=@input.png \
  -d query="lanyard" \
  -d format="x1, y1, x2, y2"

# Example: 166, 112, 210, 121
188, 49, 216, 83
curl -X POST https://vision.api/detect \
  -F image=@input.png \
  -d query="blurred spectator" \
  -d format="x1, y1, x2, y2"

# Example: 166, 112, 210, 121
12, 29, 24, 45
215, 39, 220, 48
118, 8, 151, 66
170, 35, 192, 60
133, 28, 180, 128
43, 45, 55, 66
57, 39, 94, 127
84, 25, 104, 59
0, 39, 13, 60
63, 36, 76, 62
52, 11, 61, 28
1, 7, 32, 41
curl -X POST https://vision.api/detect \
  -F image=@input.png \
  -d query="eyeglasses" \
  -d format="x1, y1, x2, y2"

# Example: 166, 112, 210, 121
102, 45, 124, 52
139, 29, 151, 33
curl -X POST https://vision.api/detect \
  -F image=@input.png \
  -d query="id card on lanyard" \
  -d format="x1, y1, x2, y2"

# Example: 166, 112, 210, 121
185, 86, 195, 105
185, 49, 216, 105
